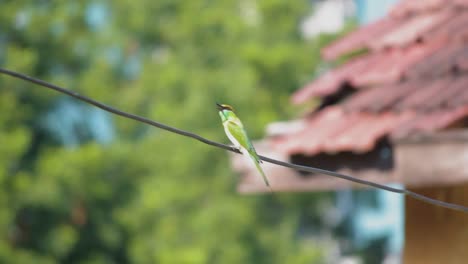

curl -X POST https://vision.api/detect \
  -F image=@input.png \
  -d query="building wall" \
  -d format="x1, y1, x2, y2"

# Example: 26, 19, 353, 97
354, 0, 399, 24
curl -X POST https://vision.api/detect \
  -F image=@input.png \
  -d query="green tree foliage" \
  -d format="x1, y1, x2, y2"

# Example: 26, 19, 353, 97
0, 1, 336, 263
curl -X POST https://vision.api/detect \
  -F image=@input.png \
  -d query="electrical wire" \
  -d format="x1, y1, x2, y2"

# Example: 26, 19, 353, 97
1, 67, 467, 213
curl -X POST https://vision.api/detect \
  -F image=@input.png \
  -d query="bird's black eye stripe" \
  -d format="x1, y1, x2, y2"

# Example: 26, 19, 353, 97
216, 103, 234, 111
223, 105, 234, 111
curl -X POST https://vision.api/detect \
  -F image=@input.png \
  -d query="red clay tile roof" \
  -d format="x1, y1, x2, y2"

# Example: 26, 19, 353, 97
273, 0, 468, 155
271, 107, 418, 155
271, 105, 468, 155
321, 2, 468, 62
292, 39, 451, 103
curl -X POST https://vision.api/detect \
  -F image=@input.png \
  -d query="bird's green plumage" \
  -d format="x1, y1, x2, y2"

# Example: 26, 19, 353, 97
217, 104, 270, 186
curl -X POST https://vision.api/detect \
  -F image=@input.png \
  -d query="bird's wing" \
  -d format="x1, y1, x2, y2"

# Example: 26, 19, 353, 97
226, 120, 269, 186
226, 120, 262, 164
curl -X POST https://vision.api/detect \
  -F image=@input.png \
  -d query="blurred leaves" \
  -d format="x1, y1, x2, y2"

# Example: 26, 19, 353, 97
0, 0, 339, 263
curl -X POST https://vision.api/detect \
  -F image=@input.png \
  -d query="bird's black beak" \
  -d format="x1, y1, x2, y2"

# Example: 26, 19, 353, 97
216, 102, 223, 111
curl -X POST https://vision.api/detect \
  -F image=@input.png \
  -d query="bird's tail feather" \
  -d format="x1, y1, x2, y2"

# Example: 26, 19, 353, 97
251, 154, 270, 187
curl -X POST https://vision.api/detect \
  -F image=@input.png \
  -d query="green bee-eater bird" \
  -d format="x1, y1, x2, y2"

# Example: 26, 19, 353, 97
216, 103, 270, 187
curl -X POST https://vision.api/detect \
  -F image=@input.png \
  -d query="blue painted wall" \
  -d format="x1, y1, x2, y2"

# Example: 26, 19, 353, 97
344, 0, 403, 256
355, 0, 399, 24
